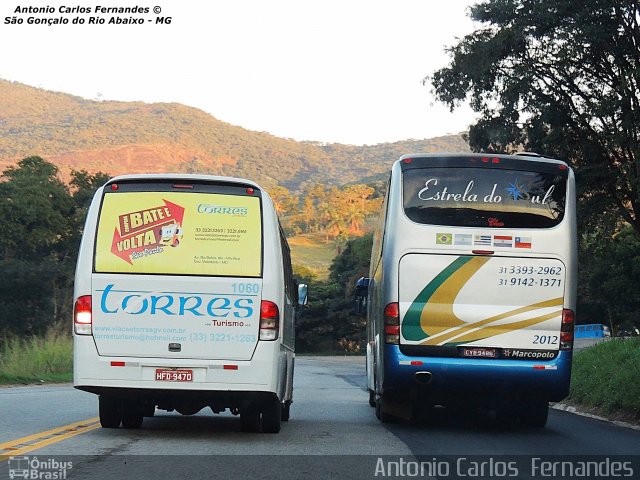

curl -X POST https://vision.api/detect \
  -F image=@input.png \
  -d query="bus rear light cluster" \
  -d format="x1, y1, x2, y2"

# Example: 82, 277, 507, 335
259, 300, 279, 341
384, 302, 400, 344
560, 308, 575, 350
74, 295, 93, 335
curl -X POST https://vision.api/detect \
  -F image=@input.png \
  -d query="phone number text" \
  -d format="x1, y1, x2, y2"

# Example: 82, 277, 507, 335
189, 333, 256, 343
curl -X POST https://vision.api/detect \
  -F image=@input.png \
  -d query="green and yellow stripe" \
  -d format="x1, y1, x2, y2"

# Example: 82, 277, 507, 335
401, 255, 563, 345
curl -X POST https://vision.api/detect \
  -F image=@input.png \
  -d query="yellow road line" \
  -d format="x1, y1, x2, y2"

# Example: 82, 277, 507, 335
0, 417, 100, 460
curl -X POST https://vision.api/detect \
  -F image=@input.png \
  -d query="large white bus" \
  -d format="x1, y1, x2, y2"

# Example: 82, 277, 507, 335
73, 174, 305, 433
362, 153, 577, 427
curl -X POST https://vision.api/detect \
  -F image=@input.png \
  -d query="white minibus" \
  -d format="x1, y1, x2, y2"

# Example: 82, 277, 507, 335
73, 174, 305, 433
362, 153, 577, 427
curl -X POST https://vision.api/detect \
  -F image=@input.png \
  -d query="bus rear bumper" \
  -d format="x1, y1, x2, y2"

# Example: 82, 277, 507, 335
382, 345, 572, 403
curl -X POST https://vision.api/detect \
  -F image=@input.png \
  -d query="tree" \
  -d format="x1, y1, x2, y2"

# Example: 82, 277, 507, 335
429, 0, 640, 234
0, 158, 109, 335
299, 197, 316, 233
268, 185, 298, 217
339, 185, 375, 235
0, 157, 72, 334
0, 156, 72, 260
68, 170, 111, 248
295, 234, 373, 352
579, 225, 640, 329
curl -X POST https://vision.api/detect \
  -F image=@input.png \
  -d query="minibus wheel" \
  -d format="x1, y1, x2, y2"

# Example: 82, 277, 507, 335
99, 395, 122, 428
240, 406, 260, 433
261, 400, 282, 433
121, 400, 143, 429
368, 390, 376, 407
281, 401, 291, 422
122, 410, 143, 429
142, 402, 155, 417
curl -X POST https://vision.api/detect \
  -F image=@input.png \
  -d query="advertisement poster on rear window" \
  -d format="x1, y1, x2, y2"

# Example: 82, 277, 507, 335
94, 192, 262, 276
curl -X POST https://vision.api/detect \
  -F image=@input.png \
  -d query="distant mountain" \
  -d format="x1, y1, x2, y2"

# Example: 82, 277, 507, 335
0, 79, 470, 191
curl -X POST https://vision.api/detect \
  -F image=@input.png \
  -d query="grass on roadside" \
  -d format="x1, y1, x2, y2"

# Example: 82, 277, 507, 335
288, 233, 338, 280
568, 338, 640, 418
0, 330, 73, 384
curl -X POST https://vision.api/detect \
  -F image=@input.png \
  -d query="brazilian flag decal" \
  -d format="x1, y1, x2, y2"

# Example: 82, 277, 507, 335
435, 233, 453, 245
401, 256, 490, 341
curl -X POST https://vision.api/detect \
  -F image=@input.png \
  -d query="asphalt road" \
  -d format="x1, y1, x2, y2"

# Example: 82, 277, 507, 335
1, 356, 639, 479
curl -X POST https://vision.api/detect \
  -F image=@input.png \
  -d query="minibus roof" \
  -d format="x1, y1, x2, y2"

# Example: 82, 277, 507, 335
103, 173, 262, 189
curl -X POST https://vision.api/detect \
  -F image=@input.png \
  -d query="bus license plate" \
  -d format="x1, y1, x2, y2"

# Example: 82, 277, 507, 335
462, 347, 497, 358
155, 369, 193, 382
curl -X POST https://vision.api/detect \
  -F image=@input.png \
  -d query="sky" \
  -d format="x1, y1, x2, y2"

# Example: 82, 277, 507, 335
0, 0, 479, 146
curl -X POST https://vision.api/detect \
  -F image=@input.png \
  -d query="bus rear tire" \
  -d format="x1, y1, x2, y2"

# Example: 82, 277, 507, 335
375, 396, 396, 423
261, 400, 282, 433
368, 390, 376, 407
520, 401, 549, 428
496, 404, 519, 428
99, 395, 122, 429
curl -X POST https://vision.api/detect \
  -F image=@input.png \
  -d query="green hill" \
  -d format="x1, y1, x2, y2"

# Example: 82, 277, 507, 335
0, 78, 470, 190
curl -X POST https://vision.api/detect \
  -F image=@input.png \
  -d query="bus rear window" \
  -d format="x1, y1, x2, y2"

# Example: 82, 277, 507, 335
402, 167, 566, 228
94, 190, 262, 276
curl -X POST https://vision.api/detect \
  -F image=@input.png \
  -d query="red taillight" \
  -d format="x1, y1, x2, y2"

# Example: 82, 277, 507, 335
560, 308, 575, 350
74, 295, 92, 335
384, 302, 399, 319
403, 158, 413, 164
259, 300, 279, 341
110, 184, 118, 191
384, 302, 400, 344
246, 187, 255, 195
172, 184, 194, 189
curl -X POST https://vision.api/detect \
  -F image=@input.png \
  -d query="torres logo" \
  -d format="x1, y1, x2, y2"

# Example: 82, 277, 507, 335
111, 200, 185, 264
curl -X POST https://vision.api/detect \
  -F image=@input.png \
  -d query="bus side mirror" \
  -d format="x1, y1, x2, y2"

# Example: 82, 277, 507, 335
298, 283, 308, 306
354, 277, 369, 315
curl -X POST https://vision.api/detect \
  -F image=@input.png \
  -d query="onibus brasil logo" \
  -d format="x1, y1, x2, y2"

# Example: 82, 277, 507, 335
8, 456, 72, 480
111, 200, 185, 265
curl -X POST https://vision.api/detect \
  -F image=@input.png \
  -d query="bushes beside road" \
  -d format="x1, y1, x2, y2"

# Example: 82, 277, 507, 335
568, 338, 640, 419
0, 330, 72, 384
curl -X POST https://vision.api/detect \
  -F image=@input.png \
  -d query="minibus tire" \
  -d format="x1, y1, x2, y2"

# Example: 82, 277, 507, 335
261, 400, 282, 433
368, 390, 376, 407
121, 401, 144, 429
240, 406, 260, 433
99, 395, 122, 429
281, 402, 291, 422
142, 402, 155, 417
122, 410, 143, 429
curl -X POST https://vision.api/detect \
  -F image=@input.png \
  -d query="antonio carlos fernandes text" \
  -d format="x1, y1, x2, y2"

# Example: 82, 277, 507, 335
373, 457, 635, 478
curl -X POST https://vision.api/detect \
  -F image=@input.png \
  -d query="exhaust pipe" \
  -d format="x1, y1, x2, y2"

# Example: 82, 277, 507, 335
414, 371, 432, 385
